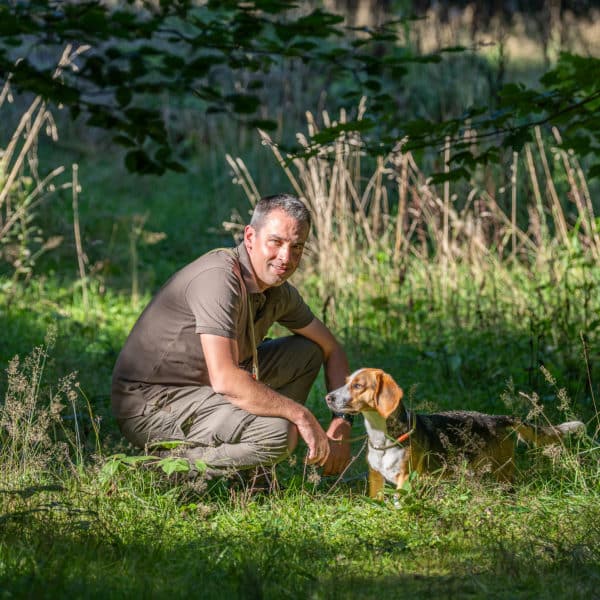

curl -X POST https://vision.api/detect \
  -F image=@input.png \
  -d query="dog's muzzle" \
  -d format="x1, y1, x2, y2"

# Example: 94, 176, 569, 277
324, 392, 336, 411
325, 389, 351, 414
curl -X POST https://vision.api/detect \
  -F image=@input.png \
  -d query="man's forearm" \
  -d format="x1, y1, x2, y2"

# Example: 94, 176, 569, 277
214, 365, 330, 465
212, 366, 308, 425
324, 343, 350, 392
199, 332, 331, 464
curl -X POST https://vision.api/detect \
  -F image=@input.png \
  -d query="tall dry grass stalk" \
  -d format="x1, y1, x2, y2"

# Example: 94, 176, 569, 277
0, 45, 89, 288
71, 163, 89, 311
227, 99, 407, 293
227, 105, 598, 304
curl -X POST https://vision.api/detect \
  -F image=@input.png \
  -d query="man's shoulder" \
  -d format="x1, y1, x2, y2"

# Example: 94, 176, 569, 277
150, 247, 242, 303
192, 246, 239, 269
176, 247, 240, 280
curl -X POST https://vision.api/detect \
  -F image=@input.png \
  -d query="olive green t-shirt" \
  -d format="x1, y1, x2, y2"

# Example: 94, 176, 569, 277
111, 243, 314, 418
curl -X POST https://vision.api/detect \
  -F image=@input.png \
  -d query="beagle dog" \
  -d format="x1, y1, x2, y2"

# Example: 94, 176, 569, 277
326, 368, 585, 499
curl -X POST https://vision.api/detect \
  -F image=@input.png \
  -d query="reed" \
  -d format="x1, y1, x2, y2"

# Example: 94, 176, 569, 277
0, 326, 93, 484
228, 106, 599, 307
0, 45, 89, 295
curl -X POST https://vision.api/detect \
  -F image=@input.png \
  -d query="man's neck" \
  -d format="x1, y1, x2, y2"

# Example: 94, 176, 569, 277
237, 242, 264, 294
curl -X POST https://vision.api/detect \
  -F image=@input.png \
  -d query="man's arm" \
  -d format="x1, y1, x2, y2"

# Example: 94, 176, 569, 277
200, 333, 330, 466
292, 318, 352, 476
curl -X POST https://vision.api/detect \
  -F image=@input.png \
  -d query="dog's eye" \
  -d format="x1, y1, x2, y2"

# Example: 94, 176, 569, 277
351, 382, 363, 390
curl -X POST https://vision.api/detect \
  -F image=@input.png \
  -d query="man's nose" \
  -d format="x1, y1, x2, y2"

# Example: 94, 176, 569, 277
277, 244, 291, 262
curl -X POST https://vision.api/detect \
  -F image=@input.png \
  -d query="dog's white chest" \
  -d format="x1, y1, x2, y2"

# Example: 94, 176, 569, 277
367, 445, 408, 484
364, 414, 409, 484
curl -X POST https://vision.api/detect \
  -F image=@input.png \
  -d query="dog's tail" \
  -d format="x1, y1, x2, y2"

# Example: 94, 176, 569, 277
514, 420, 585, 446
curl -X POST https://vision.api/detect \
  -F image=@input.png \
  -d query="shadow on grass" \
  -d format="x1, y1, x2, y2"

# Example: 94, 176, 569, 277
0, 505, 598, 600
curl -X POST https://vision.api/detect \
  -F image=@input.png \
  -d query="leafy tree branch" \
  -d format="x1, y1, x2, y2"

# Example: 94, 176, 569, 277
1, 1, 598, 179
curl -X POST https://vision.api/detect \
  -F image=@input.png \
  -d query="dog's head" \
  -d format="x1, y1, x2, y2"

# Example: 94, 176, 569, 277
325, 368, 403, 419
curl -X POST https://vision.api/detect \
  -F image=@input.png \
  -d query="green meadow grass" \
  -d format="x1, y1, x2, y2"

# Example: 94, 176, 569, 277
0, 448, 598, 599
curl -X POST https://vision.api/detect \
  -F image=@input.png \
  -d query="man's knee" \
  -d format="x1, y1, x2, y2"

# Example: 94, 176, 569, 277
263, 419, 300, 465
258, 421, 299, 465
296, 336, 325, 371
234, 416, 294, 467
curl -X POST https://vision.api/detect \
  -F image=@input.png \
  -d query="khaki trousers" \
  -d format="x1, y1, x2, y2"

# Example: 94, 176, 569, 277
117, 335, 323, 477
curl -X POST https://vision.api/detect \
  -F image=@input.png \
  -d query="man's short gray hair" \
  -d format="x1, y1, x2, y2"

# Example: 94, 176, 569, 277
250, 194, 311, 232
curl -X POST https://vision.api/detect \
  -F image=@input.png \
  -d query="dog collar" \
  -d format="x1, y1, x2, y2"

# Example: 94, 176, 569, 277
368, 411, 415, 451
388, 406, 414, 442
394, 425, 414, 445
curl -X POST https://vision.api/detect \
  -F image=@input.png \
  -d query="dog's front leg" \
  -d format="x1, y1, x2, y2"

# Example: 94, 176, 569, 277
368, 468, 385, 500
395, 458, 412, 492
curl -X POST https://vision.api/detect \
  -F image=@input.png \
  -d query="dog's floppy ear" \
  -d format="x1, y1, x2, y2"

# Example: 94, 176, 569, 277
374, 371, 403, 418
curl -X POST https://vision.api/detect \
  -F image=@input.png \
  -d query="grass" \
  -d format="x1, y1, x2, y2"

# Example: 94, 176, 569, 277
0, 459, 598, 598
1, 257, 598, 598
2, 178, 600, 598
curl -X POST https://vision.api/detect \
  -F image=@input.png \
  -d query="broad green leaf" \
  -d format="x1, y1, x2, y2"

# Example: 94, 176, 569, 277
157, 457, 191, 476
429, 167, 470, 184
98, 456, 126, 482
225, 93, 261, 114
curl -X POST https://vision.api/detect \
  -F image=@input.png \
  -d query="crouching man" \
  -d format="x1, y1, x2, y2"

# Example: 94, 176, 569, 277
111, 194, 352, 481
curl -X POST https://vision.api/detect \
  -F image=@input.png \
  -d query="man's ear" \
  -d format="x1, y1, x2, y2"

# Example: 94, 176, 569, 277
375, 371, 403, 418
244, 225, 255, 250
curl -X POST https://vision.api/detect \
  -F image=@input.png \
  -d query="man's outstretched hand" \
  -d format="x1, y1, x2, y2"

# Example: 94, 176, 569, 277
321, 418, 352, 476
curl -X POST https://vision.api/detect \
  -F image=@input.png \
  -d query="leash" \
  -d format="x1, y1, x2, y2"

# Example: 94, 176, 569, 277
331, 408, 416, 448
247, 301, 259, 381
332, 433, 368, 444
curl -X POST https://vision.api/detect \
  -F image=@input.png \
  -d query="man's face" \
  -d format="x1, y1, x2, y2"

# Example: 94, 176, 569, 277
244, 208, 309, 291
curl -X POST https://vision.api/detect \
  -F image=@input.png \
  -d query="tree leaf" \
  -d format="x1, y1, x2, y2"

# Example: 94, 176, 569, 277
429, 167, 470, 184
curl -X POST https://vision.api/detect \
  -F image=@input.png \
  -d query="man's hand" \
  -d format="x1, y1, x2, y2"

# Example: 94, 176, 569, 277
295, 408, 331, 467
321, 418, 352, 476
